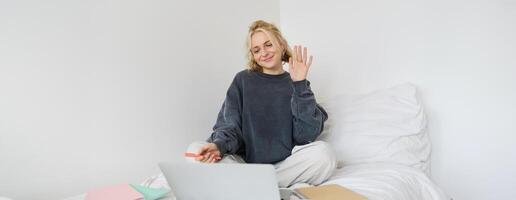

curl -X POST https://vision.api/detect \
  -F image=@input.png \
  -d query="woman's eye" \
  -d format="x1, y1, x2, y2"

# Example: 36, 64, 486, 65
266, 43, 272, 47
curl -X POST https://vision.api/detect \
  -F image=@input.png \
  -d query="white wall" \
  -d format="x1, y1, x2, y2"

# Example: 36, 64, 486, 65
0, 0, 278, 199
280, 0, 516, 199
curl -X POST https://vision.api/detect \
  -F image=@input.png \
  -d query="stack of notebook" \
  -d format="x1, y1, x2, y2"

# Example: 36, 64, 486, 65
293, 184, 367, 200
85, 184, 170, 200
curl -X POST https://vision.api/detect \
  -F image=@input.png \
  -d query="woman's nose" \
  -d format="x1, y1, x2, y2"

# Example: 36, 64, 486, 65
260, 50, 269, 57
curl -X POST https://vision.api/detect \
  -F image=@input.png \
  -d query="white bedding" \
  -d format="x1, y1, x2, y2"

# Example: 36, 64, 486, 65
323, 163, 449, 200
64, 163, 449, 200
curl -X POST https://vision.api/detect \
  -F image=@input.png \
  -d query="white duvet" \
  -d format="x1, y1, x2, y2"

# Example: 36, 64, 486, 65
64, 162, 449, 200
322, 163, 449, 200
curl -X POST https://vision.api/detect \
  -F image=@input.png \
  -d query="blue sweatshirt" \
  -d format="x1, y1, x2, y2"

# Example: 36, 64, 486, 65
207, 69, 328, 164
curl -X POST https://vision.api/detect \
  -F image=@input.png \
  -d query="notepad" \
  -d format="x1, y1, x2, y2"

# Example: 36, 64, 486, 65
85, 184, 143, 200
294, 184, 367, 200
129, 184, 170, 200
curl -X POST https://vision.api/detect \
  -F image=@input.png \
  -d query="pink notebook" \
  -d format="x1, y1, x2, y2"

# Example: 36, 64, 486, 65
85, 184, 143, 200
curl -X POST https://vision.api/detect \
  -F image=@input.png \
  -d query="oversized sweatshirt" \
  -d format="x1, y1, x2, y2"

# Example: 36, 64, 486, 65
207, 69, 328, 164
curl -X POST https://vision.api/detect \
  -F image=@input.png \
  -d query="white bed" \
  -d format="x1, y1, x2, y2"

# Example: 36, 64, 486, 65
64, 162, 448, 200
64, 83, 450, 200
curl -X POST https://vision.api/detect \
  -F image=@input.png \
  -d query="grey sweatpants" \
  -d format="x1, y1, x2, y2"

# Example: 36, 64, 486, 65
185, 141, 337, 188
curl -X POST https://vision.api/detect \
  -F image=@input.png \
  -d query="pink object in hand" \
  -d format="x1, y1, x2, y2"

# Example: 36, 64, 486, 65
184, 152, 202, 158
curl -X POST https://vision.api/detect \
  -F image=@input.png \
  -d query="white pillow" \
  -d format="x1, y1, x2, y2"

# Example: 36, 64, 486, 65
318, 83, 431, 174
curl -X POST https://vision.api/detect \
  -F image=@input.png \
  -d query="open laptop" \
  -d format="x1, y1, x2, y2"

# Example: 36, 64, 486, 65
159, 162, 290, 200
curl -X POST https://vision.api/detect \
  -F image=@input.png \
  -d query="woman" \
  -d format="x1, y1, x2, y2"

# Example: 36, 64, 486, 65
186, 20, 336, 188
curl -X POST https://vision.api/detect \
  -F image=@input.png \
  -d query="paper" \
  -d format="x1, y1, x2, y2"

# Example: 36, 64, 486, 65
85, 184, 143, 200
130, 184, 170, 200
295, 184, 367, 200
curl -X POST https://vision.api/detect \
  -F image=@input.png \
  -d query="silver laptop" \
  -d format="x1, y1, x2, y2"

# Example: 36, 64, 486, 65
159, 162, 286, 200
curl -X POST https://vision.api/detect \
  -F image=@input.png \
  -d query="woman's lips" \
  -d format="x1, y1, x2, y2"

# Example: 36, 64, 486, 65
263, 55, 274, 62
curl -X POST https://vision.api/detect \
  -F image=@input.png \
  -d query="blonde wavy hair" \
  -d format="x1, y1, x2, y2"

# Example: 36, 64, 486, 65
246, 20, 292, 72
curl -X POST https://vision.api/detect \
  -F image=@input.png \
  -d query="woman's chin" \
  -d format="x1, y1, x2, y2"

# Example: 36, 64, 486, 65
260, 63, 279, 70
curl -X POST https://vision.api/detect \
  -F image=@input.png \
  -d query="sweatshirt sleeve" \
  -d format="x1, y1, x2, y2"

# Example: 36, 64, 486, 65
290, 79, 328, 145
206, 75, 244, 156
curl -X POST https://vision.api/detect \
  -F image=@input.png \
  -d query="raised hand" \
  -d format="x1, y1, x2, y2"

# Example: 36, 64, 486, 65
288, 45, 313, 82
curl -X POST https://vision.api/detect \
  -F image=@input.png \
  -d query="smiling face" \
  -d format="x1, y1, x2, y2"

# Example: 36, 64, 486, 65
250, 31, 284, 74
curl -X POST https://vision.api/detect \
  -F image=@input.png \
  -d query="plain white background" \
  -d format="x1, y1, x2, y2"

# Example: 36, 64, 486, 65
1, 0, 515, 199
0, 0, 278, 199
280, 0, 516, 199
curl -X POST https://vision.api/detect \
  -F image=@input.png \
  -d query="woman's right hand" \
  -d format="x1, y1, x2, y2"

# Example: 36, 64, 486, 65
196, 142, 222, 163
